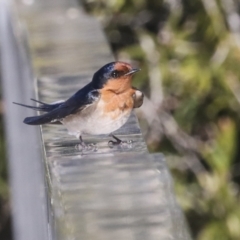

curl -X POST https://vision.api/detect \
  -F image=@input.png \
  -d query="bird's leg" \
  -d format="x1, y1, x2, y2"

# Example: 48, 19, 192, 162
76, 135, 97, 152
79, 135, 86, 148
108, 134, 133, 148
108, 134, 122, 146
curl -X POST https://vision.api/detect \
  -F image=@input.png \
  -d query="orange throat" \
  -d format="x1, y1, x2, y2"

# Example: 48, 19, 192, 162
100, 87, 135, 118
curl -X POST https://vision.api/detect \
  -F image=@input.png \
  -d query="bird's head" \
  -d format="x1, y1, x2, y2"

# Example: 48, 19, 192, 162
91, 62, 140, 93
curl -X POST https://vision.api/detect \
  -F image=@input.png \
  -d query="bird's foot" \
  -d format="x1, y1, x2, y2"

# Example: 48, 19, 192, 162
75, 142, 97, 152
108, 134, 133, 148
76, 136, 98, 152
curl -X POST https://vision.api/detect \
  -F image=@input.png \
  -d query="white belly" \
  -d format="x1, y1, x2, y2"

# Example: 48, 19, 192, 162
61, 103, 131, 138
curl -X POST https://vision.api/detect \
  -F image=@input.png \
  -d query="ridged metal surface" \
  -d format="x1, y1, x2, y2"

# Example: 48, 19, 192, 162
47, 151, 190, 240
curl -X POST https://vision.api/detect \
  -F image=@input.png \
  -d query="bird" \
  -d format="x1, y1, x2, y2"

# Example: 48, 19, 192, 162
13, 61, 144, 150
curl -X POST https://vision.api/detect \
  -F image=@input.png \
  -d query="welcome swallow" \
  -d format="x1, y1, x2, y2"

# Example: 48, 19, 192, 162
13, 61, 144, 149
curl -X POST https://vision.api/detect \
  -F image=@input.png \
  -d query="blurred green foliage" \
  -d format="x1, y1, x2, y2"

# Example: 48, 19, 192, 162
0, 81, 10, 237
82, 0, 240, 239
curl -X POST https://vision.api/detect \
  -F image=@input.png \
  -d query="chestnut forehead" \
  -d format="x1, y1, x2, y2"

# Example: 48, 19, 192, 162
114, 62, 132, 72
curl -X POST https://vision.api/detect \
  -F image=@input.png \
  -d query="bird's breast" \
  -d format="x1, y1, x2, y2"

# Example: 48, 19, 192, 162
100, 88, 135, 119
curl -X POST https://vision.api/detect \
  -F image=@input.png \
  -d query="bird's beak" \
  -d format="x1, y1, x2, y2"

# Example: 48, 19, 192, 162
124, 68, 141, 76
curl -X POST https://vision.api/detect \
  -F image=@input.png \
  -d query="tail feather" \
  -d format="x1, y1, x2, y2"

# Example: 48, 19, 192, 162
30, 98, 47, 105
23, 115, 50, 125
13, 99, 62, 113
23, 116, 43, 125
23, 113, 60, 125
14, 98, 75, 125
13, 99, 64, 125
13, 102, 47, 112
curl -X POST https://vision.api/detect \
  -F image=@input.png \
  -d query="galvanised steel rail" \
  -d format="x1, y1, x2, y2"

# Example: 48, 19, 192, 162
0, 0, 191, 239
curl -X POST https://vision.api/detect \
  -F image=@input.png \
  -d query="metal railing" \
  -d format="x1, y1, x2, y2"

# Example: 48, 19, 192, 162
0, 0, 191, 239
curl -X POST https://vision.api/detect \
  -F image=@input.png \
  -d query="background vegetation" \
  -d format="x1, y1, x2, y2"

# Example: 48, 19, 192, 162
82, 0, 240, 239
0, 77, 11, 238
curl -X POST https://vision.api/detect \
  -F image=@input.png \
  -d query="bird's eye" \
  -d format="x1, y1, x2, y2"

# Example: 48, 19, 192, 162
111, 70, 120, 78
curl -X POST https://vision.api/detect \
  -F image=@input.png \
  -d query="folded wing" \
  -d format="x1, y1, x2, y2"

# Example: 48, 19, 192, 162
14, 83, 100, 125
